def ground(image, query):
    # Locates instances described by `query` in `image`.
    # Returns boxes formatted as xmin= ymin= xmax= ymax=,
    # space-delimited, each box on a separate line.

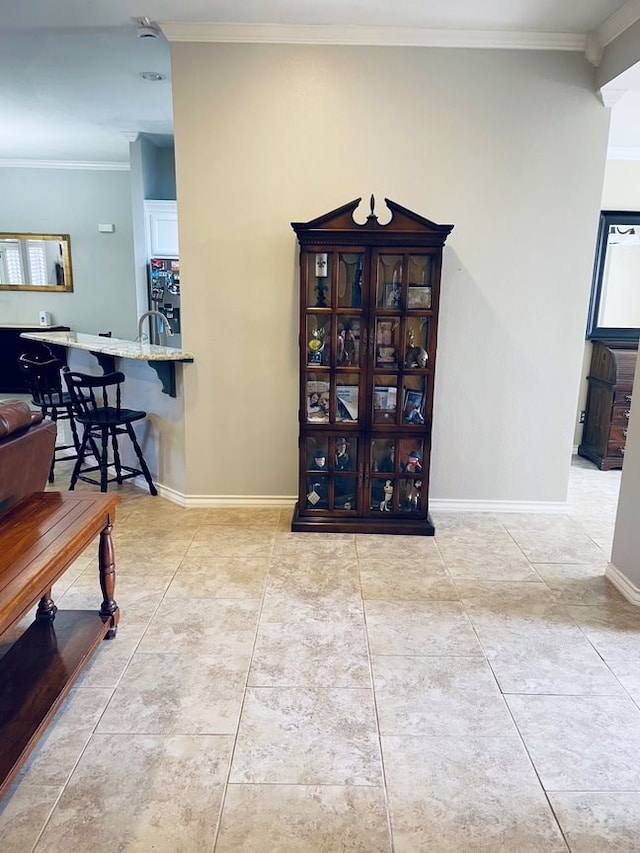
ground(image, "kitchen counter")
xmin=21 ymin=331 xmax=194 ymax=396
xmin=20 ymin=331 xmax=193 ymax=362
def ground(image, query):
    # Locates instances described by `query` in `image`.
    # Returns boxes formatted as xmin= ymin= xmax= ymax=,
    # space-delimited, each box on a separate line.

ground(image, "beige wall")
xmin=607 ymin=160 xmax=640 ymax=592
xmin=171 ymin=43 xmax=610 ymax=502
xmin=612 ymin=374 xmax=640 ymax=589
xmin=601 ymin=160 xmax=640 ymax=209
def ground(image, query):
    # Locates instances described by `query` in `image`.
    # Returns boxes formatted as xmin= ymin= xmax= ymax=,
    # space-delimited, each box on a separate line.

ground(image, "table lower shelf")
xmin=0 ymin=610 xmax=111 ymax=798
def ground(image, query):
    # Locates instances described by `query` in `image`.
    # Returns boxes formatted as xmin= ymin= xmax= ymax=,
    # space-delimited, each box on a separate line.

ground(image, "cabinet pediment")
xmin=292 ymin=195 xmax=454 ymax=247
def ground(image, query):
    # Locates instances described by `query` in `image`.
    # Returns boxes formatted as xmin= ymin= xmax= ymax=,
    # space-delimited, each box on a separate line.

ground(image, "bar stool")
xmin=62 ymin=368 xmax=157 ymax=495
xmin=18 ymin=352 xmax=81 ymax=483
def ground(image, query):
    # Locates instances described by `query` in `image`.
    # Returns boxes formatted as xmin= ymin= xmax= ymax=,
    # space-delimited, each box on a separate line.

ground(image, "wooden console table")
xmin=0 ymin=492 xmax=119 ymax=798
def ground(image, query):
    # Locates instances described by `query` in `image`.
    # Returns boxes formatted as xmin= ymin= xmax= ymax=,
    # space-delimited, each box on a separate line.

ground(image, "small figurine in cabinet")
xmin=334 ymin=436 xmax=354 ymax=470
xmin=380 ymin=479 xmax=394 ymax=512
xmin=306 ymin=448 xmax=328 ymax=508
xmin=401 ymin=449 xmax=423 ymax=511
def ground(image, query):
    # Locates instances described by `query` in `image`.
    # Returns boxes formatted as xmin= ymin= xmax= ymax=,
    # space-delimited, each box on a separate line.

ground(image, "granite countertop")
xmin=20 ymin=331 xmax=194 ymax=362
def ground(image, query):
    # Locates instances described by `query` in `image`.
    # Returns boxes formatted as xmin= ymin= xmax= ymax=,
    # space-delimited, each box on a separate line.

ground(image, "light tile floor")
xmin=2 ymin=456 xmax=640 ymax=852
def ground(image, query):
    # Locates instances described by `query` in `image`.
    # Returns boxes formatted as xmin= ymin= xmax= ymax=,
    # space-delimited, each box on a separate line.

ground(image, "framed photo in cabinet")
xmin=383 ymin=282 xmax=403 ymax=308
xmin=407 ymin=286 xmax=432 ymax=309
xmin=336 ymin=385 xmax=359 ymax=421
xmin=402 ymin=389 xmax=425 ymax=424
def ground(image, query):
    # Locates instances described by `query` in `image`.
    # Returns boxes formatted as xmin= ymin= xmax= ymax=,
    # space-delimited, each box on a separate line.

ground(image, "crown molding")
xmin=0 ymin=159 xmax=129 ymax=171
xmin=607 ymin=146 xmax=640 ymax=161
xmin=595 ymin=0 xmax=640 ymax=48
xmin=600 ymin=87 xmax=628 ymax=107
xmin=161 ymin=22 xmax=585 ymax=51
xmin=587 ymin=0 xmax=640 ymax=65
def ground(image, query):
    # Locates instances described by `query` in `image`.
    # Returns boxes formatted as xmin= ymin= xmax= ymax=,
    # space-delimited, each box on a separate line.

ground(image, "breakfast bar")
xmin=20 ymin=331 xmax=195 ymax=498
xmin=20 ymin=330 xmax=194 ymax=397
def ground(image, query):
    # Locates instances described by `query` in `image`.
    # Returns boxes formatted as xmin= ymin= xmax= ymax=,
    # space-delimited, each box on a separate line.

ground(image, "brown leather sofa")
xmin=0 ymin=400 xmax=56 ymax=516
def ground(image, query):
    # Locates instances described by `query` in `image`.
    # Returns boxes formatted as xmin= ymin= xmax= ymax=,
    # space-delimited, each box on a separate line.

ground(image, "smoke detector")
xmin=134 ymin=16 xmax=162 ymax=39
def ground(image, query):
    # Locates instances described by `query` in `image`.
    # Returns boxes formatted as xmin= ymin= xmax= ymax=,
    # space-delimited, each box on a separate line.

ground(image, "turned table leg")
xmin=35 ymin=588 xmax=57 ymax=622
xmin=98 ymin=515 xmax=119 ymax=639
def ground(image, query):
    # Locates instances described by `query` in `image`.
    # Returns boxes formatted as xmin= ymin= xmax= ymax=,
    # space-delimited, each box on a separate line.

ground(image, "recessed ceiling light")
xmin=134 ymin=16 xmax=162 ymax=39
xmin=139 ymin=71 xmax=166 ymax=82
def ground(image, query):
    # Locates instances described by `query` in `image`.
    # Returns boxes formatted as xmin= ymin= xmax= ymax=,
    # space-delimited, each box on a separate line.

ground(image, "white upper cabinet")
xmin=145 ymin=200 xmax=179 ymax=258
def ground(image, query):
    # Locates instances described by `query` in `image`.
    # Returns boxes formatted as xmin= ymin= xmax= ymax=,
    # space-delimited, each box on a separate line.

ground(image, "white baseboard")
xmin=138 ymin=479 xmax=569 ymax=514
xmin=430 ymin=499 xmax=569 ymax=513
xmin=136 ymin=478 xmax=295 ymax=509
xmin=183 ymin=494 xmax=296 ymax=509
xmin=605 ymin=563 xmax=640 ymax=605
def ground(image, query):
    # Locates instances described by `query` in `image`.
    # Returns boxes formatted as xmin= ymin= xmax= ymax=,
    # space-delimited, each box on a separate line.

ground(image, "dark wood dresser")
xmin=578 ymin=340 xmax=638 ymax=470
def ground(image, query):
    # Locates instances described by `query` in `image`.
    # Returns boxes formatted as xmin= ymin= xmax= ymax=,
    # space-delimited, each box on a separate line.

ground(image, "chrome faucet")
xmin=137 ymin=310 xmax=174 ymax=342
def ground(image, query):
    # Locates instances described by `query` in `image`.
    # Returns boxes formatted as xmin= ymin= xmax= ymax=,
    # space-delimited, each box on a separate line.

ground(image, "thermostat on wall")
xmin=98 ymin=223 xmax=115 ymax=233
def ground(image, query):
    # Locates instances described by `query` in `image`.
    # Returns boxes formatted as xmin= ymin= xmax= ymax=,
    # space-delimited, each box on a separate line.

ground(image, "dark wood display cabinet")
xmin=291 ymin=196 xmax=453 ymax=535
xmin=578 ymin=340 xmax=637 ymax=470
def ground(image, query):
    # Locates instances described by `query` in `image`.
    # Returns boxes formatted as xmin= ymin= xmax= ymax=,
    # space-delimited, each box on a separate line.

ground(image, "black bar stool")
xmin=62 ymin=368 xmax=157 ymax=495
xmin=18 ymin=352 xmax=81 ymax=483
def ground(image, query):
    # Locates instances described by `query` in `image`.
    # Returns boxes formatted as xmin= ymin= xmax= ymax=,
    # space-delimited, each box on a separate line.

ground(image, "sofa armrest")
xmin=0 ymin=401 xmax=55 ymax=516
xmin=0 ymin=401 xmax=43 ymax=438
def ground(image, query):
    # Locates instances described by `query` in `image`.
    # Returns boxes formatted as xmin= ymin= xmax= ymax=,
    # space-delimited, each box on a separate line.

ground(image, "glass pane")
xmin=370 ymin=439 xmax=396 ymax=513
xmin=408 ymin=255 xmax=432 ymax=287
xmin=373 ymin=376 xmax=398 ymax=424
xmin=376 ymin=254 xmax=403 ymax=308
xmin=306 ymin=316 xmax=329 ymax=366
xmin=336 ymin=373 xmax=359 ymax=423
xmin=371 ymin=476 xmax=395 ymax=512
xmin=307 ymin=252 xmax=332 ymax=308
xmin=398 ymin=477 xmax=423 ymax=512
xmin=336 ymin=317 xmax=360 ymax=367
xmin=403 ymin=317 xmax=429 ymax=368
xmin=371 ymin=438 xmax=395 ymax=473
xmin=334 ymin=472 xmax=357 ymax=511
xmin=305 ymin=436 xmax=329 ymax=509
xmin=333 ymin=435 xmax=357 ymax=471
xmin=337 ymin=253 xmax=363 ymax=308
xmin=334 ymin=436 xmax=357 ymax=511
xmin=401 ymin=376 xmax=427 ymax=425
xmin=399 ymin=439 xmax=424 ymax=472
xmin=398 ymin=438 xmax=424 ymax=513
xmin=375 ymin=319 xmax=400 ymax=368
xmin=305 ymin=372 xmax=330 ymax=423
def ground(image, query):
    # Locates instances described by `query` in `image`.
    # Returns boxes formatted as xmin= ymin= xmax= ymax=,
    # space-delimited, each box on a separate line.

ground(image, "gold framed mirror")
xmin=0 ymin=233 xmax=73 ymax=292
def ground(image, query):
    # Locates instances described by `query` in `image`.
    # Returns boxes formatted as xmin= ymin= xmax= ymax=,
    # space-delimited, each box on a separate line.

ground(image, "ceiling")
xmin=1 ymin=0 xmax=639 ymax=164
